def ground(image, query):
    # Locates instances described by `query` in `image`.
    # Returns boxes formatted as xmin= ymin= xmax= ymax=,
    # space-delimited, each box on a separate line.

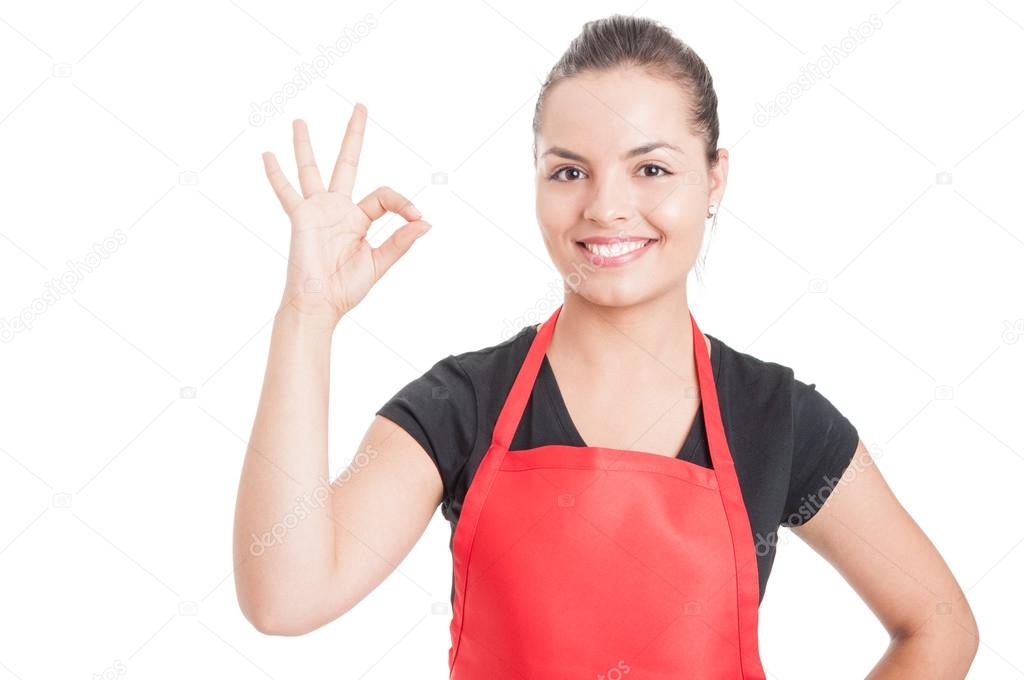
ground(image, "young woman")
xmin=234 ymin=14 xmax=979 ymax=678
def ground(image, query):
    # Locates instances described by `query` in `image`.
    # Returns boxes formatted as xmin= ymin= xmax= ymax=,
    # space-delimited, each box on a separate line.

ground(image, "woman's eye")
xmin=548 ymin=164 xmax=670 ymax=181
xmin=639 ymin=164 xmax=671 ymax=177
xmin=550 ymin=166 xmax=585 ymax=181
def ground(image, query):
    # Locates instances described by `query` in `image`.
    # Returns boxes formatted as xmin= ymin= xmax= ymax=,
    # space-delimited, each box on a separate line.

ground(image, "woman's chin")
xmin=563 ymin=279 xmax=665 ymax=309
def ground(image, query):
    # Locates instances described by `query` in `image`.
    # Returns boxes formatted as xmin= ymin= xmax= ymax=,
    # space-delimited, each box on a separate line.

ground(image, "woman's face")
xmin=534 ymin=66 xmax=728 ymax=307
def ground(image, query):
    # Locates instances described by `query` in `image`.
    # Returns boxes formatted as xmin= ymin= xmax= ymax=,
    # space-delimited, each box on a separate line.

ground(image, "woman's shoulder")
xmin=377 ymin=323 xmax=535 ymax=416
xmin=709 ymin=333 xmax=851 ymax=410
xmin=706 ymin=332 xmax=799 ymax=393
xmin=447 ymin=323 xmax=535 ymax=376
xmin=707 ymin=333 xmax=856 ymax=437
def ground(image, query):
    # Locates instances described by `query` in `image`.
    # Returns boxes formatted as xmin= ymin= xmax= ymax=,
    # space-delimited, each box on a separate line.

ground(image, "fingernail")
xmin=410 ymin=205 xmax=423 ymax=218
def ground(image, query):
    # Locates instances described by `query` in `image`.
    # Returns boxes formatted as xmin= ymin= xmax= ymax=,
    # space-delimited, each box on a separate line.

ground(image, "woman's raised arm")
xmin=232 ymin=105 xmax=441 ymax=635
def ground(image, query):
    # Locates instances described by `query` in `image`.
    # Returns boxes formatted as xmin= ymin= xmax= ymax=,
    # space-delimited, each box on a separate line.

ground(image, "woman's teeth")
xmin=580 ymin=240 xmax=651 ymax=257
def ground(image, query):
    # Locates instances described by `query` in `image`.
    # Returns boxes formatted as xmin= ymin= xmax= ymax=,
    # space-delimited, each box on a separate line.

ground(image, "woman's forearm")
xmin=232 ymin=305 xmax=338 ymax=633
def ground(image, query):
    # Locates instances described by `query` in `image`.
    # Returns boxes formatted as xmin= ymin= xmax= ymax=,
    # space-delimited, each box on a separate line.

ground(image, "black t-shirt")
xmin=376 ymin=323 xmax=860 ymax=605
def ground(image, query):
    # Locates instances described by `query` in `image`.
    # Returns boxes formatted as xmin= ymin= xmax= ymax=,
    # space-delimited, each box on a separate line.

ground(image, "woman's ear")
xmin=708 ymin=148 xmax=729 ymax=208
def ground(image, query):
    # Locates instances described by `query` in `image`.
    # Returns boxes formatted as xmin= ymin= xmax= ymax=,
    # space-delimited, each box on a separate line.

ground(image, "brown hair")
xmin=532 ymin=14 xmax=720 ymax=169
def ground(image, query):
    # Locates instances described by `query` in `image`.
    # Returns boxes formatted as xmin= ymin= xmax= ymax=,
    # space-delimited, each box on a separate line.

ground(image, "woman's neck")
xmin=546 ymin=289 xmax=699 ymax=386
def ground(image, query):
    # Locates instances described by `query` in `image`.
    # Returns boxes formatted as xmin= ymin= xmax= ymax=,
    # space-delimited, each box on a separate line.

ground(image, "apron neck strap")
xmin=490 ymin=304 xmax=561 ymax=450
xmin=490 ymin=304 xmax=716 ymax=455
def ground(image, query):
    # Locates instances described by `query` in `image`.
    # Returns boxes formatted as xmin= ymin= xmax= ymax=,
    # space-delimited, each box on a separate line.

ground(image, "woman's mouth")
xmin=575 ymin=237 xmax=658 ymax=267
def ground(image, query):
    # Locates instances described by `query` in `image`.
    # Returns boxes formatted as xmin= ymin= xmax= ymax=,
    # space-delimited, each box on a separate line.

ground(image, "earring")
xmin=706 ymin=203 xmax=718 ymax=219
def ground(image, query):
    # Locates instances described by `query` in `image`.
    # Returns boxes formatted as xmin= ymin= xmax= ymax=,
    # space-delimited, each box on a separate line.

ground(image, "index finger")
xmin=328 ymin=102 xmax=367 ymax=198
xmin=262 ymin=151 xmax=302 ymax=214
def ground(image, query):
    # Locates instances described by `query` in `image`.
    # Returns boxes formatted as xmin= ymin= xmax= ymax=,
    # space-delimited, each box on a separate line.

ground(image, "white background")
xmin=1 ymin=0 xmax=1022 ymax=678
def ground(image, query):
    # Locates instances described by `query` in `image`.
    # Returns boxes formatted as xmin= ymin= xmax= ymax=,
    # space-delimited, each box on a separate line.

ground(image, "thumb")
xmin=370 ymin=219 xmax=431 ymax=280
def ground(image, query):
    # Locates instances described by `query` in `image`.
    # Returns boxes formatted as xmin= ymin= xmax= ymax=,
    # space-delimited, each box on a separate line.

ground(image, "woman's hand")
xmin=262 ymin=103 xmax=431 ymax=328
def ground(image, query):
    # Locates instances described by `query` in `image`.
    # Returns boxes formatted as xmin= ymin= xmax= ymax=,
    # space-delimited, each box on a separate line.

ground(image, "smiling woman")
xmin=531 ymin=44 xmax=725 ymax=307
xmin=234 ymin=12 xmax=979 ymax=680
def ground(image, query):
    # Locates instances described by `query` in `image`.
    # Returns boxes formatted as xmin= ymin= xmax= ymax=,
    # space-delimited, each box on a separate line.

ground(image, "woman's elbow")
xmin=235 ymin=583 xmax=335 ymax=636
xmin=955 ymin=597 xmax=981 ymax=666
xmin=895 ymin=596 xmax=980 ymax=674
xmin=247 ymin=613 xmax=313 ymax=637
xmin=239 ymin=598 xmax=330 ymax=636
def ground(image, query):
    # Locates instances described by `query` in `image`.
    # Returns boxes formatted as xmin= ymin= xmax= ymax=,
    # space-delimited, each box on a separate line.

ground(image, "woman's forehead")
xmin=536 ymin=72 xmax=698 ymax=151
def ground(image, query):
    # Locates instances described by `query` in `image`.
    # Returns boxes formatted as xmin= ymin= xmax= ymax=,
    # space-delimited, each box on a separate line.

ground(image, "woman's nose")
xmin=583 ymin=176 xmax=634 ymax=227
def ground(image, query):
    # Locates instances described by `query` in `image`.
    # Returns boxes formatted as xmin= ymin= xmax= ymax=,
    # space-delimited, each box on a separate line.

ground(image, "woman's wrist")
xmin=273 ymin=302 xmax=340 ymax=339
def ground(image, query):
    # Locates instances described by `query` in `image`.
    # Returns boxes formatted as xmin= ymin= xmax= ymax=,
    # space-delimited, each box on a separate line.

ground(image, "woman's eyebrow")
xmin=540 ymin=142 xmax=683 ymax=162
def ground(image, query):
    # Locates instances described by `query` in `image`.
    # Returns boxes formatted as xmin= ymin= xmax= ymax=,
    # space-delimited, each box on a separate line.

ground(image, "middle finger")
xmin=292 ymin=119 xmax=326 ymax=198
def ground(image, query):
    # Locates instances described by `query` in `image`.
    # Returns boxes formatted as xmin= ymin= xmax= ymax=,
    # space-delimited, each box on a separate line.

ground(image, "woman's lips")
xmin=575 ymin=238 xmax=657 ymax=267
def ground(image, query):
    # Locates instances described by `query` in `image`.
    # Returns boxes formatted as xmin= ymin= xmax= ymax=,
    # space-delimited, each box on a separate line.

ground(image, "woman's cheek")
xmin=641 ymin=183 xmax=704 ymax=236
xmin=536 ymin=191 xmax=578 ymax=237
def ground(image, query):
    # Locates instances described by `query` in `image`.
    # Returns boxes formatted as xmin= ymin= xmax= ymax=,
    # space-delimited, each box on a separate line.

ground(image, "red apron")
xmin=447 ymin=304 xmax=766 ymax=679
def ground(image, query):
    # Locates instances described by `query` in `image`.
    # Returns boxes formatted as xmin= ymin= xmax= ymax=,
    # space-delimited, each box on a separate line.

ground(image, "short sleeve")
xmin=375 ymin=355 xmax=477 ymax=507
xmin=780 ymin=378 xmax=860 ymax=527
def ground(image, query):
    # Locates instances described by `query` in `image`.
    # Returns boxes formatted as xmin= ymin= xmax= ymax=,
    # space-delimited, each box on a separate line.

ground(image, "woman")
xmin=233 ymin=14 xmax=979 ymax=678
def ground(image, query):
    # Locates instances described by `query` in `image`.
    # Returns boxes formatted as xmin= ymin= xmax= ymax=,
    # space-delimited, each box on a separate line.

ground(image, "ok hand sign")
xmin=263 ymin=103 xmax=431 ymax=328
